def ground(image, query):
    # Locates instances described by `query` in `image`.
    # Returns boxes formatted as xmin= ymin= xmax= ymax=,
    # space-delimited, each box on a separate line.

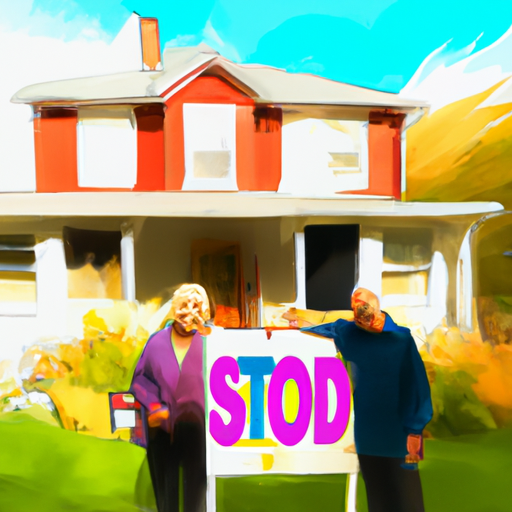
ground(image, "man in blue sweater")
xmin=302 ymin=288 xmax=433 ymax=512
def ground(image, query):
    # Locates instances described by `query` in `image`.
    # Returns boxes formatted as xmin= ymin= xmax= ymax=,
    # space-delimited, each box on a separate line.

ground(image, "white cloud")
xmin=0 ymin=0 xmax=111 ymax=42
xmin=166 ymin=34 xmax=197 ymax=48
xmin=0 ymin=13 xmax=142 ymax=191
xmin=401 ymin=26 xmax=512 ymax=113
xmin=202 ymin=19 xmax=241 ymax=62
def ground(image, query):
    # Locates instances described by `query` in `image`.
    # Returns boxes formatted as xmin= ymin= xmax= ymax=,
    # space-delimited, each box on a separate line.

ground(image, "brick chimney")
xmin=140 ymin=17 xmax=162 ymax=71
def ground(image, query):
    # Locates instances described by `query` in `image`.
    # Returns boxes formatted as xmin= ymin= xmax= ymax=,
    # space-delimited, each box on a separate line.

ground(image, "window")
xmin=280 ymin=118 xmax=368 ymax=195
xmin=325 ymin=120 xmax=367 ymax=177
xmin=0 ymin=235 xmax=36 ymax=315
xmin=381 ymin=271 xmax=429 ymax=297
xmin=77 ymin=107 xmax=137 ymax=189
xmin=64 ymin=227 xmax=122 ymax=299
xmin=182 ymin=103 xmax=237 ymax=190
xmin=304 ymin=225 xmax=359 ymax=310
xmin=381 ymin=229 xmax=433 ymax=308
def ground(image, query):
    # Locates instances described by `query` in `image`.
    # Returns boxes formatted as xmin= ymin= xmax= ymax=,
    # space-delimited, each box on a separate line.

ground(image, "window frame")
xmin=0 ymin=237 xmax=37 ymax=316
xmin=76 ymin=107 xmax=138 ymax=189
xmin=182 ymin=103 xmax=238 ymax=191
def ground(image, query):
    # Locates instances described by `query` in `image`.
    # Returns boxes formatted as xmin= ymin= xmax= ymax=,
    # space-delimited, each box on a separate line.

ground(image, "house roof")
xmin=12 ymin=45 xmax=428 ymax=112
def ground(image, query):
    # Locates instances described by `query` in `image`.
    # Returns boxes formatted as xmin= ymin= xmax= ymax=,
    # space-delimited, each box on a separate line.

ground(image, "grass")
xmin=0 ymin=411 xmax=155 ymax=512
xmin=217 ymin=429 xmax=512 ymax=512
xmin=1 ymin=411 xmax=512 ymax=511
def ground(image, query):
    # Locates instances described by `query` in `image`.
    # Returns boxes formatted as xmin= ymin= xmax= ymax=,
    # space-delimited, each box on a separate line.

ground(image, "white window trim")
xmin=0 ymin=251 xmax=37 ymax=317
xmin=328 ymin=122 xmax=369 ymax=177
xmin=76 ymin=107 xmax=138 ymax=189
xmin=182 ymin=103 xmax=238 ymax=191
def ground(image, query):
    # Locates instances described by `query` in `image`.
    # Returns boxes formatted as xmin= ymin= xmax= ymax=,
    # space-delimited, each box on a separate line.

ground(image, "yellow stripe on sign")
xmin=233 ymin=439 xmax=278 ymax=447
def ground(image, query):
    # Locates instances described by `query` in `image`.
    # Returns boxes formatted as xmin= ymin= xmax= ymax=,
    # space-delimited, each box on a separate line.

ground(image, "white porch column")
xmin=457 ymin=228 xmax=473 ymax=330
xmin=357 ymin=228 xmax=383 ymax=299
xmin=293 ymin=232 xmax=306 ymax=309
xmin=121 ymin=223 xmax=136 ymax=301
xmin=35 ymin=238 xmax=68 ymax=337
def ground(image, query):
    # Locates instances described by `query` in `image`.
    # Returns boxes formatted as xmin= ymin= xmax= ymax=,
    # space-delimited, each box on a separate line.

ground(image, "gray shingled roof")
xmin=12 ymin=45 xmax=427 ymax=111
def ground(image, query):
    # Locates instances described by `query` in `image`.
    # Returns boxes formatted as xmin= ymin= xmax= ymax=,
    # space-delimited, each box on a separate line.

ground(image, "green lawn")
xmin=217 ymin=429 xmax=512 ymax=512
xmin=1 ymin=411 xmax=512 ymax=512
xmin=0 ymin=411 xmax=155 ymax=512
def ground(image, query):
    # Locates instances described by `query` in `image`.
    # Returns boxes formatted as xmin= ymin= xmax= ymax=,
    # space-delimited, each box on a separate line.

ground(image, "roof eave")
xmin=270 ymin=101 xmax=428 ymax=112
xmin=25 ymin=97 xmax=164 ymax=108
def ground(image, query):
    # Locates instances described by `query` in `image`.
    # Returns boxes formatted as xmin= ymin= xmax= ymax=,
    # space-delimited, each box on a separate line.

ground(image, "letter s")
xmin=209 ymin=356 xmax=246 ymax=446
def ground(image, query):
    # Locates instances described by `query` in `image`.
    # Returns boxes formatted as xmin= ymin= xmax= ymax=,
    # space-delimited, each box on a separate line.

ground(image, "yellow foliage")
xmin=50 ymin=379 xmax=114 ymax=437
xmin=406 ymin=78 xmax=512 ymax=206
xmin=423 ymin=323 xmax=512 ymax=428
xmin=2 ymin=299 xmax=171 ymax=438
xmin=82 ymin=309 xmax=109 ymax=339
xmin=58 ymin=344 xmax=84 ymax=377
xmin=29 ymin=355 xmax=69 ymax=382
xmin=422 ymin=325 xmax=492 ymax=372
xmin=473 ymin=345 xmax=512 ymax=410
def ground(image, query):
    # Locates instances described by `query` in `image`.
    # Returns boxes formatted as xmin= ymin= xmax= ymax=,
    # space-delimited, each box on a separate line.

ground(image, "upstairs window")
xmin=77 ymin=107 xmax=137 ymax=189
xmin=325 ymin=120 xmax=367 ymax=176
xmin=182 ymin=103 xmax=237 ymax=190
xmin=281 ymin=118 xmax=368 ymax=195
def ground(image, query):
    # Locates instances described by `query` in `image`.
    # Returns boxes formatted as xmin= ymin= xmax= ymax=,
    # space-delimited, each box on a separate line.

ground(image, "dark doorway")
xmin=304 ymin=224 xmax=359 ymax=311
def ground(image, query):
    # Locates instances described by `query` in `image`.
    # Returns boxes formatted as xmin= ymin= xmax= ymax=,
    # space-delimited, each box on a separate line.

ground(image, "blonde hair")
xmin=168 ymin=283 xmax=211 ymax=322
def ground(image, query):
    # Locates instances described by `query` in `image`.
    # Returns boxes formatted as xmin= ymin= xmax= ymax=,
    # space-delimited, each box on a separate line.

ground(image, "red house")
xmin=12 ymin=18 xmax=426 ymax=199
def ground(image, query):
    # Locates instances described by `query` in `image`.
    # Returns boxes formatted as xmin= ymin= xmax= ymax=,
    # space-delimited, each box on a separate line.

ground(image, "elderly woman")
xmin=302 ymin=287 xmax=432 ymax=512
xmin=131 ymin=284 xmax=212 ymax=512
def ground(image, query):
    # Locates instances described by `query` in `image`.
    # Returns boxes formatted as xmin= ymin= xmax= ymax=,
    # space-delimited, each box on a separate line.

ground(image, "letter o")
xmin=268 ymin=356 xmax=312 ymax=446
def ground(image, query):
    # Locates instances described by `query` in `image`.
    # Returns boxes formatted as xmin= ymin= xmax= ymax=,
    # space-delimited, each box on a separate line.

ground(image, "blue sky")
xmin=9 ymin=0 xmax=512 ymax=91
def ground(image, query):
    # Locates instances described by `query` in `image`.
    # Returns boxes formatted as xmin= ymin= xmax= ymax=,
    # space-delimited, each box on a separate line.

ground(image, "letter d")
xmin=314 ymin=357 xmax=351 ymax=445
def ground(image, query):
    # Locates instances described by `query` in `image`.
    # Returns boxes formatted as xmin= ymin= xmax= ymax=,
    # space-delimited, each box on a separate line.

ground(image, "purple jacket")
xmin=130 ymin=326 xmax=205 ymax=432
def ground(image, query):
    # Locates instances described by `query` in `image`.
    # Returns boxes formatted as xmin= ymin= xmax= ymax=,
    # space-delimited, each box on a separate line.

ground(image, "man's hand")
xmin=282 ymin=308 xmax=314 ymax=328
xmin=405 ymin=433 xmax=422 ymax=464
xmin=148 ymin=403 xmax=170 ymax=428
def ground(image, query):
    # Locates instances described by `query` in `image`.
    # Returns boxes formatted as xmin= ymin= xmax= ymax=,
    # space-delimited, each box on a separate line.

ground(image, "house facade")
xmin=13 ymin=24 xmax=421 ymax=198
xmin=2 ymin=15 xmax=509 ymax=512
xmin=8 ymin=17 xmax=501 ymax=342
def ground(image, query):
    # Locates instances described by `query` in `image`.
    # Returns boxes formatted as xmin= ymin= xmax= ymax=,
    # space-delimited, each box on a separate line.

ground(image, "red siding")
xmin=345 ymin=112 xmax=405 ymax=199
xmin=164 ymin=75 xmax=282 ymax=191
xmin=34 ymin=105 xmax=165 ymax=193
xmin=235 ymin=106 xmax=282 ymax=191
xmin=34 ymin=109 xmax=78 ymax=192
xmin=133 ymin=105 xmax=165 ymax=191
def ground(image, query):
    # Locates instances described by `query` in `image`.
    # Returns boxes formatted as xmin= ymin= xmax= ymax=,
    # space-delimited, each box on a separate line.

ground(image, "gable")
xmin=165 ymin=75 xmax=255 ymax=106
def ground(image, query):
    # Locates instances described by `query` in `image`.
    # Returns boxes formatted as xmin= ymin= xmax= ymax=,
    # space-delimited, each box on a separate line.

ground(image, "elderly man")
xmin=302 ymin=287 xmax=432 ymax=512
